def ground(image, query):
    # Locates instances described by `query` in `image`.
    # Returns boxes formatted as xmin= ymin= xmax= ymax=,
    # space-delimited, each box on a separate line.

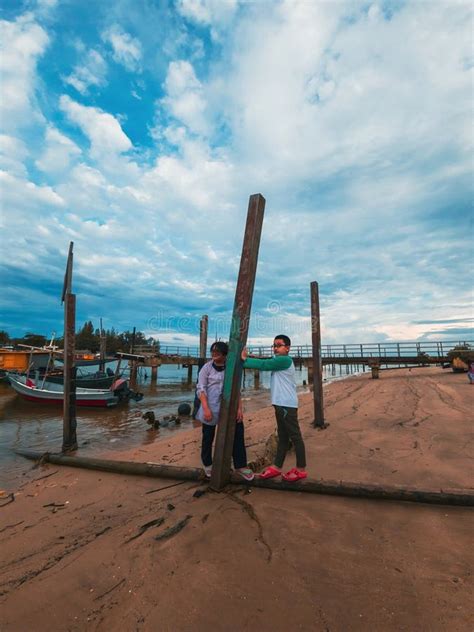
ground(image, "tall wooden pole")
xmin=199 ymin=314 xmax=208 ymax=368
xmin=311 ymin=281 xmax=326 ymax=429
xmin=210 ymin=194 xmax=266 ymax=490
xmin=130 ymin=326 xmax=136 ymax=354
xmin=192 ymin=315 xmax=209 ymax=418
xmin=99 ymin=317 xmax=106 ymax=372
xmin=61 ymin=242 xmax=77 ymax=452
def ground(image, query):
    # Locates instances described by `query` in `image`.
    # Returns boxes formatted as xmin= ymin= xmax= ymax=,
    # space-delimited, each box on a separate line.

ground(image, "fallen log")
xmin=16 ymin=449 xmax=203 ymax=481
xmin=15 ymin=449 xmax=474 ymax=507
xmin=241 ymin=477 xmax=474 ymax=507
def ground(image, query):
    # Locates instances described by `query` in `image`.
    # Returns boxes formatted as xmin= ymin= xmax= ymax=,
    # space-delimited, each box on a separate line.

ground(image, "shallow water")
xmin=0 ymin=362 xmax=363 ymax=490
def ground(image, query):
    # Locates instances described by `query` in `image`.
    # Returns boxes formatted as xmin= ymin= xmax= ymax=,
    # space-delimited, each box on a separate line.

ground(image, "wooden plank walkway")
xmin=120 ymin=339 xmax=472 ymax=370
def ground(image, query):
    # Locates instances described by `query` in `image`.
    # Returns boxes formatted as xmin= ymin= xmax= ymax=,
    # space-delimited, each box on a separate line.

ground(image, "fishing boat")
xmin=41 ymin=368 xmax=117 ymax=389
xmin=0 ymin=349 xmax=51 ymax=381
xmin=7 ymin=373 xmax=120 ymax=408
xmin=3 ymin=342 xmax=120 ymax=388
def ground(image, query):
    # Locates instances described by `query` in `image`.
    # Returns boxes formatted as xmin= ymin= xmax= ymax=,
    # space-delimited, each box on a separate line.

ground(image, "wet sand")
xmin=1 ymin=367 xmax=473 ymax=631
xmin=0 ymin=363 xmax=309 ymax=489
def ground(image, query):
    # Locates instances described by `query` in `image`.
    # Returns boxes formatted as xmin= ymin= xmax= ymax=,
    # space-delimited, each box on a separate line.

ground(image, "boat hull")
xmin=7 ymin=374 xmax=119 ymax=408
xmin=45 ymin=373 xmax=116 ymax=389
xmin=19 ymin=393 xmax=116 ymax=407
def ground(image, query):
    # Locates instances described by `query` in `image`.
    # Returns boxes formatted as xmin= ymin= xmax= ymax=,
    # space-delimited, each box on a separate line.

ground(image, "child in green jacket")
xmin=242 ymin=335 xmax=307 ymax=482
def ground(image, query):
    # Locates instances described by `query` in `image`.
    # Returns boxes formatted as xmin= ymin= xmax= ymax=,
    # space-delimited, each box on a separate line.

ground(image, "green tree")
xmin=75 ymin=321 xmax=99 ymax=352
xmin=21 ymin=333 xmax=47 ymax=347
xmin=0 ymin=330 xmax=10 ymax=346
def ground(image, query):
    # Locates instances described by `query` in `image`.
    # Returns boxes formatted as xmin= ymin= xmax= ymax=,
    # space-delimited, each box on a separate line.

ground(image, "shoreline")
xmin=1 ymin=367 xmax=473 ymax=631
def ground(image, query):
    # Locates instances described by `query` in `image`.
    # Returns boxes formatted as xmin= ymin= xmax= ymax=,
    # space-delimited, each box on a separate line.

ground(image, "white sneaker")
xmin=203 ymin=465 xmax=212 ymax=478
xmin=235 ymin=467 xmax=255 ymax=481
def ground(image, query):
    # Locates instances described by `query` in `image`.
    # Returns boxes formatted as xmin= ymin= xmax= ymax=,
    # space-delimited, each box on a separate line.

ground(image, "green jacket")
xmin=243 ymin=355 xmax=292 ymax=371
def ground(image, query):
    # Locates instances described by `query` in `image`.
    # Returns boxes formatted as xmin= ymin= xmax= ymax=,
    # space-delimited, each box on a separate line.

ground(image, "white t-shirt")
xmin=271 ymin=360 xmax=298 ymax=408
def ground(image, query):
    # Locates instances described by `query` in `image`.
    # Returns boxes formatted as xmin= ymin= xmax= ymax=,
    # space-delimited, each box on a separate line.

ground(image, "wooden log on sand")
xmin=16 ymin=449 xmax=203 ymax=481
xmin=15 ymin=450 xmax=474 ymax=507
xmin=245 ymin=476 xmax=474 ymax=506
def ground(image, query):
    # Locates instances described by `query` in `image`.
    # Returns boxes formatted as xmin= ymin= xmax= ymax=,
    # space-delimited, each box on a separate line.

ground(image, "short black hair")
xmin=274 ymin=334 xmax=291 ymax=346
xmin=210 ymin=341 xmax=228 ymax=356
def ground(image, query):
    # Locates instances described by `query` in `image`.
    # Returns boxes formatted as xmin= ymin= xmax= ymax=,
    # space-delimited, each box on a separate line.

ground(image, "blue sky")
xmin=0 ymin=0 xmax=472 ymax=346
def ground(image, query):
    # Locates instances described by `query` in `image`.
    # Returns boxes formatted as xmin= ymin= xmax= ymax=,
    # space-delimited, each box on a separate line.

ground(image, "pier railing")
xmin=133 ymin=344 xmax=199 ymax=357
xmin=132 ymin=340 xmax=472 ymax=361
xmin=249 ymin=340 xmax=472 ymax=360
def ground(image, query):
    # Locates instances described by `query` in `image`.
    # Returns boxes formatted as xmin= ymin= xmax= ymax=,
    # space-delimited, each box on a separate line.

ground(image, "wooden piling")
xmin=369 ymin=359 xmax=380 ymax=379
xmin=187 ymin=364 xmax=193 ymax=383
xmin=151 ymin=364 xmax=158 ymax=382
xmin=307 ymin=361 xmax=313 ymax=385
xmin=130 ymin=361 xmax=138 ymax=386
xmin=210 ymin=194 xmax=266 ymax=490
xmin=311 ymin=282 xmax=326 ymax=429
xmin=199 ymin=315 xmax=208 ymax=365
xmin=254 ymin=369 xmax=260 ymax=389
xmin=61 ymin=242 xmax=77 ymax=452
xmin=130 ymin=326 xmax=136 ymax=354
xmin=99 ymin=317 xmax=106 ymax=372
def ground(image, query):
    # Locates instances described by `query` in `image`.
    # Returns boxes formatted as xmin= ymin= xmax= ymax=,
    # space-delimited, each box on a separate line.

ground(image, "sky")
xmin=0 ymin=0 xmax=472 ymax=348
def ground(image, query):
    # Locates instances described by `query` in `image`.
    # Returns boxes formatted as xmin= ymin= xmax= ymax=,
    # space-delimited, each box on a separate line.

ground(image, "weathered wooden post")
xmin=199 ymin=315 xmax=208 ymax=366
xmin=99 ymin=317 xmax=106 ymax=372
xmin=192 ymin=315 xmax=209 ymax=419
xmin=130 ymin=360 xmax=138 ymax=386
xmin=311 ymin=281 xmax=326 ymax=429
xmin=369 ymin=359 xmax=380 ymax=379
xmin=187 ymin=364 xmax=193 ymax=383
xmin=307 ymin=360 xmax=314 ymax=385
xmin=254 ymin=369 xmax=260 ymax=389
xmin=61 ymin=242 xmax=78 ymax=452
xmin=210 ymin=194 xmax=266 ymax=490
xmin=150 ymin=360 xmax=159 ymax=383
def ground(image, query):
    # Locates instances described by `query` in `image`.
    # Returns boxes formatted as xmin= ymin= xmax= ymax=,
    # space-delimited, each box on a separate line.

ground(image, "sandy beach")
xmin=1 ymin=367 xmax=473 ymax=631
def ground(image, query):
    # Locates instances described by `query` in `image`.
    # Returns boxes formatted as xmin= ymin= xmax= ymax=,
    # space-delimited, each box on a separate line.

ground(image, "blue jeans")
xmin=201 ymin=421 xmax=247 ymax=469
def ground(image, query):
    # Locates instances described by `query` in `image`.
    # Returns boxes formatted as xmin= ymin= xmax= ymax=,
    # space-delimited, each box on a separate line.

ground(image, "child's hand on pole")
xmin=241 ymin=347 xmax=248 ymax=361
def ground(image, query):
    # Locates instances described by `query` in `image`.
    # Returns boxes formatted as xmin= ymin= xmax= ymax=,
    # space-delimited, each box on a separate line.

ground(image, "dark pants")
xmin=274 ymin=405 xmax=306 ymax=469
xmin=201 ymin=422 xmax=247 ymax=469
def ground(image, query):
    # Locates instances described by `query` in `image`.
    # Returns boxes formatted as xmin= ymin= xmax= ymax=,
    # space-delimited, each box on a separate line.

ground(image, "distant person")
xmin=196 ymin=341 xmax=254 ymax=481
xmin=468 ymin=363 xmax=474 ymax=384
xmin=242 ymin=335 xmax=307 ymax=482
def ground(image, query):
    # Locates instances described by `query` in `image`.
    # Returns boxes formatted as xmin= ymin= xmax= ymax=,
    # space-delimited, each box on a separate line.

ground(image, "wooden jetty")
xmin=118 ymin=338 xmax=472 ymax=383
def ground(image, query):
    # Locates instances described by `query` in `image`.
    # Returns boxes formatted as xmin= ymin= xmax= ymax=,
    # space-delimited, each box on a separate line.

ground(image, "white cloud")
xmin=0 ymin=13 xmax=49 ymax=131
xmin=0 ymin=135 xmax=29 ymax=178
xmin=36 ymin=0 xmax=59 ymax=8
xmin=219 ymin=1 xmax=472 ymax=186
xmin=35 ymin=126 xmax=81 ymax=174
xmin=0 ymin=170 xmax=64 ymax=211
xmin=177 ymin=0 xmax=238 ymax=40
xmin=142 ymin=138 xmax=235 ymax=214
xmin=160 ymin=60 xmax=208 ymax=135
xmin=59 ymin=95 xmax=132 ymax=158
xmin=63 ymin=49 xmax=108 ymax=94
xmin=102 ymin=24 xmax=142 ymax=72
xmin=0 ymin=169 xmax=66 ymax=267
